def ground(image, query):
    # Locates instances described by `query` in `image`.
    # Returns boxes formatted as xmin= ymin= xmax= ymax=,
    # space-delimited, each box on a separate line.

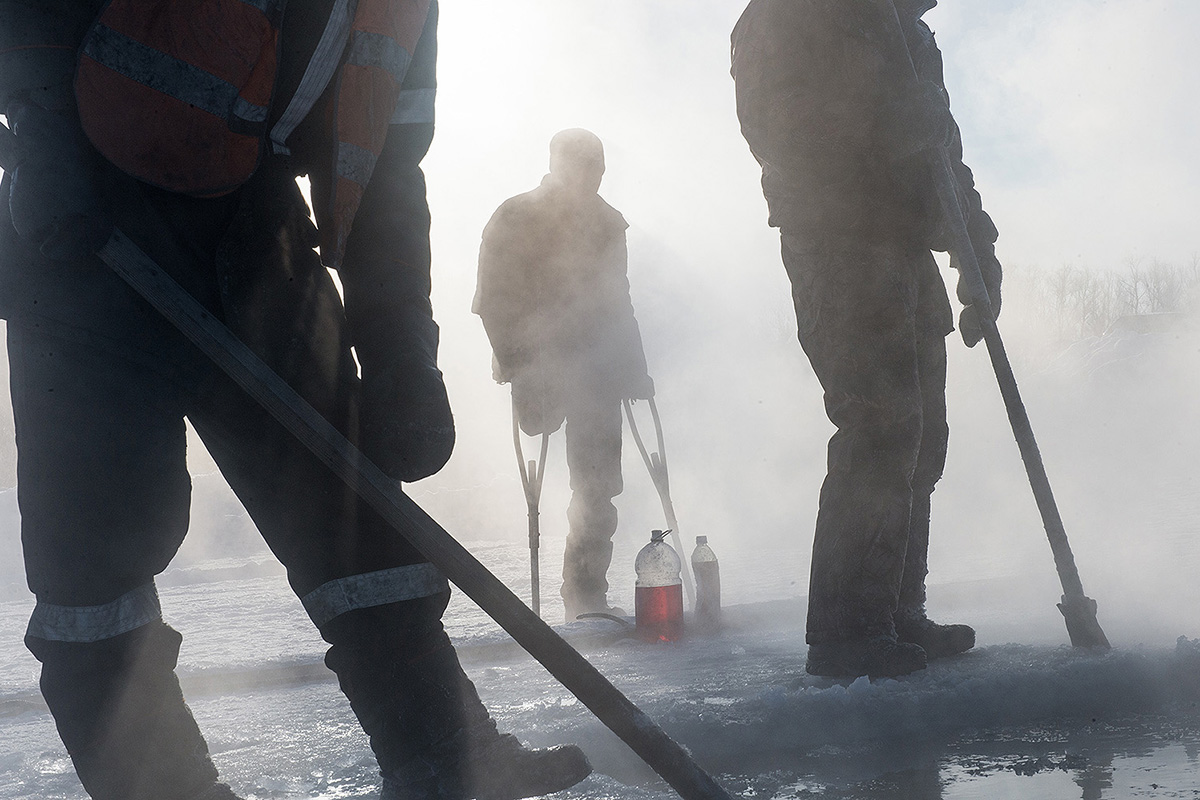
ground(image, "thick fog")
xmin=1 ymin=0 xmax=1198 ymax=650
xmin=414 ymin=0 xmax=1200 ymax=646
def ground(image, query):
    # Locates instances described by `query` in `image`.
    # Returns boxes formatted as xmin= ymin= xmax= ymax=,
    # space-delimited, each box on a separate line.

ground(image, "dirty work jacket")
xmin=473 ymin=177 xmax=650 ymax=401
xmin=730 ymin=0 xmax=997 ymax=255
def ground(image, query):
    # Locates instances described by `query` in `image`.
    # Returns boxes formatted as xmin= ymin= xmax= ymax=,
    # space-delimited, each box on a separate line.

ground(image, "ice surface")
xmin=3 ymin=324 xmax=1200 ymax=797
xmin=2 ymin=560 xmax=1198 ymax=799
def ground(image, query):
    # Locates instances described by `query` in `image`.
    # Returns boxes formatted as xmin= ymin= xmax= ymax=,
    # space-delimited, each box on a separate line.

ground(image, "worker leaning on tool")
xmin=0 ymin=1 xmax=591 ymax=797
xmin=473 ymin=129 xmax=654 ymax=623
xmin=731 ymin=0 xmax=1002 ymax=679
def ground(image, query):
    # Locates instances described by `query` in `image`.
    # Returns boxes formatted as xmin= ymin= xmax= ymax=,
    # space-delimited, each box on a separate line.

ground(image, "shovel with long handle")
xmin=876 ymin=0 xmax=1109 ymax=649
xmin=96 ymin=228 xmax=740 ymax=800
xmin=623 ymin=398 xmax=695 ymax=608
xmin=512 ymin=400 xmax=550 ymax=617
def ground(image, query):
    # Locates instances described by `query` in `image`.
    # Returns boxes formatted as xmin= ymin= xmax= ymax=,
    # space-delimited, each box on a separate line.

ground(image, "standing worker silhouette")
xmin=731 ymin=0 xmax=998 ymax=678
xmin=474 ymin=129 xmax=654 ymax=623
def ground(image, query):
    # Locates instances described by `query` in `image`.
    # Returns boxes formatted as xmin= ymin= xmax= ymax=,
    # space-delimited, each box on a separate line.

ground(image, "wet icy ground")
xmin=3 ymin=323 xmax=1200 ymax=799
xmin=1 ymin=536 xmax=1198 ymax=800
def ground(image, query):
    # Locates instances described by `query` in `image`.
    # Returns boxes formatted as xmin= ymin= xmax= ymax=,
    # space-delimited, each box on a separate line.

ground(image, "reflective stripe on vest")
xmin=76 ymin=0 xmax=283 ymax=196
xmin=320 ymin=0 xmax=431 ymax=268
xmin=301 ymin=563 xmax=448 ymax=628
xmin=27 ymin=583 xmax=162 ymax=643
xmin=81 ymin=24 xmax=270 ymax=131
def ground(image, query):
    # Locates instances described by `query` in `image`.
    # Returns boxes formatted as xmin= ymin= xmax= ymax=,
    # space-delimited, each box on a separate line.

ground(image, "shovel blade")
xmin=1058 ymin=594 xmax=1111 ymax=650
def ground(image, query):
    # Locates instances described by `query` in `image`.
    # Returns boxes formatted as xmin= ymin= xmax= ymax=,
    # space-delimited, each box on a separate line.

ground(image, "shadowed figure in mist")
xmin=0 ymin=2 xmax=589 ymax=798
xmin=732 ymin=0 xmax=1002 ymax=678
xmin=474 ymin=129 xmax=654 ymax=623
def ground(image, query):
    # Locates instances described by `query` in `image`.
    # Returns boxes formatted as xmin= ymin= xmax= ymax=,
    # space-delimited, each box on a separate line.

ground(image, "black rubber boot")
xmin=323 ymin=595 xmax=592 ymax=800
xmin=805 ymin=635 xmax=928 ymax=679
xmin=381 ymin=731 xmax=592 ymax=800
xmin=895 ymin=612 xmax=975 ymax=660
xmin=26 ymin=621 xmax=235 ymax=800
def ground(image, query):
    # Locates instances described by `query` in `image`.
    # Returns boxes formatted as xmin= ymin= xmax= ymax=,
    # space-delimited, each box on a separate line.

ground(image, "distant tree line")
xmin=1005 ymin=256 xmax=1200 ymax=349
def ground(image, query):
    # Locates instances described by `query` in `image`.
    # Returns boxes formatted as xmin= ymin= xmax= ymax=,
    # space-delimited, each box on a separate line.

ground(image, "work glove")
xmin=5 ymin=101 xmax=111 ymax=260
xmin=953 ymin=247 xmax=1002 ymax=348
xmin=625 ymin=373 xmax=655 ymax=401
xmin=356 ymin=316 xmax=456 ymax=483
xmin=510 ymin=372 xmax=566 ymax=437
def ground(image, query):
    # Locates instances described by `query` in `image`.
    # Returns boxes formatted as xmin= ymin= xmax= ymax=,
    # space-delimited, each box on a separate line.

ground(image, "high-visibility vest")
xmin=76 ymin=0 xmax=283 ymax=198
xmin=310 ymin=0 xmax=431 ymax=268
xmin=76 ymin=0 xmax=431 ymax=266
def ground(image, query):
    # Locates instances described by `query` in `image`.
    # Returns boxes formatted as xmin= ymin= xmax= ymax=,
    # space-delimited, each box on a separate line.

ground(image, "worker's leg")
xmin=187 ymin=166 xmax=589 ymax=800
xmin=561 ymin=393 xmax=623 ymax=622
xmin=9 ymin=322 xmax=237 ymax=800
xmin=896 ymin=252 xmax=974 ymax=659
xmin=781 ymin=235 xmax=928 ymax=677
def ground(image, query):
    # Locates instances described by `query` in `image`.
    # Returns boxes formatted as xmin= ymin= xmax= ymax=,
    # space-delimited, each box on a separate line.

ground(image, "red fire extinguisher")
xmin=635 ymin=530 xmax=684 ymax=642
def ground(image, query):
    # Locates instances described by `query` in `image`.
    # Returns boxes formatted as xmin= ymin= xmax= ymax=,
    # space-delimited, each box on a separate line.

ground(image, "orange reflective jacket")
xmin=76 ymin=0 xmax=430 ymax=266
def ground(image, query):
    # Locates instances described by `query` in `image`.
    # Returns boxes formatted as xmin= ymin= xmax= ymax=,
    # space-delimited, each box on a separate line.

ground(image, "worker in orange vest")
xmin=0 ymin=1 xmax=590 ymax=797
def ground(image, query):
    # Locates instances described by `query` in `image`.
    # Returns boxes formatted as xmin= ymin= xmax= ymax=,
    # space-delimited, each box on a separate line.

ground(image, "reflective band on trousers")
xmin=27 ymin=583 xmax=162 ymax=643
xmin=301 ymin=564 xmax=448 ymax=628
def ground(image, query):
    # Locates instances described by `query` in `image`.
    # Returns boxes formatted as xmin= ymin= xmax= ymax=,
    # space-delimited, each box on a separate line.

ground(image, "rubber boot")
xmin=805 ymin=635 xmax=927 ymax=679
xmin=897 ymin=492 xmax=974 ymax=661
xmin=894 ymin=611 xmax=975 ymax=660
xmin=322 ymin=595 xmax=591 ymax=800
xmin=26 ymin=621 xmax=238 ymax=800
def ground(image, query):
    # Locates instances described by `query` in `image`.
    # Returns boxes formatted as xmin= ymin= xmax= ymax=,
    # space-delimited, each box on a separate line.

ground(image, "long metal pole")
xmin=877 ymin=0 xmax=1109 ymax=649
xmin=98 ymin=229 xmax=740 ymax=800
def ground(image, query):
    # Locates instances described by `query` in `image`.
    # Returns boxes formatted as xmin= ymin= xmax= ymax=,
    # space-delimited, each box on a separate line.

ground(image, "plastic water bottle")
xmin=691 ymin=536 xmax=721 ymax=634
xmin=635 ymin=530 xmax=683 ymax=643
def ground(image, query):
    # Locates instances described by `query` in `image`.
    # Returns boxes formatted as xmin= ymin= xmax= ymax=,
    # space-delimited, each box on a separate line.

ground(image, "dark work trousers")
xmin=512 ymin=375 xmax=623 ymax=615
xmin=5 ymin=164 xmax=441 ymax=800
xmin=780 ymin=233 xmax=954 ymax=645
xmin=562 ymin=393 xmax=623 ymax=613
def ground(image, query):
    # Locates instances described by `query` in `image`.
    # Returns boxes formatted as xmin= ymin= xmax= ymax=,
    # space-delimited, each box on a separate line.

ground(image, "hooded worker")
xmin=474 ymin=129 xmax=654 ymax=623
xmin=731 ymin=0 xmax=999 ymax=678
xmin=0 ymin=1 xmax=590 ymax=797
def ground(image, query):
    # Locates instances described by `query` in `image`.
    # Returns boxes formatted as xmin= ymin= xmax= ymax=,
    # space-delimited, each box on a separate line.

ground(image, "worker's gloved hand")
xmin=510 ymin=371 xmax=566 ymax=437
xmin=6 ymin=101 xmax=111 ymax=261
xmin=625 ymin=373 xmax=655 ymax=401
xmin=360 ymin=361 xmax=455 ymax=482
xmin=953 ymin=248 xmax=1002 ymax=348
xmin=357 ymin=320 xmax=455 ymax=482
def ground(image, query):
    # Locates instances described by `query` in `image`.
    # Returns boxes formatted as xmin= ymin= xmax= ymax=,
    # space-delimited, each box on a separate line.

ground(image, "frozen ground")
xmin=1 ymin=535 xmax=1198 ymax=800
